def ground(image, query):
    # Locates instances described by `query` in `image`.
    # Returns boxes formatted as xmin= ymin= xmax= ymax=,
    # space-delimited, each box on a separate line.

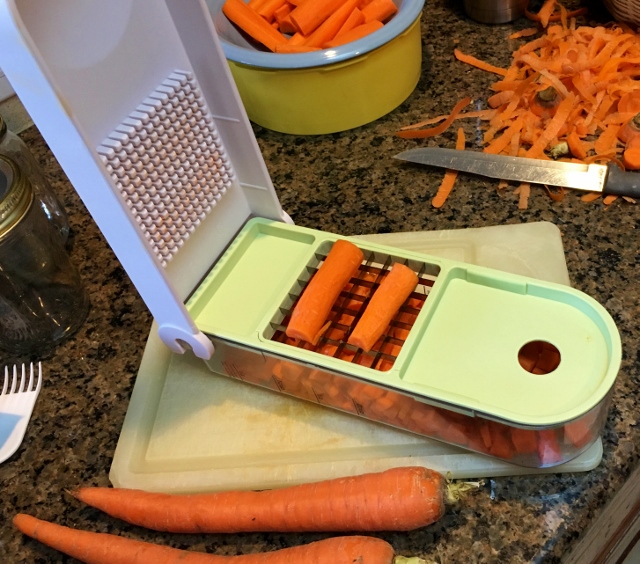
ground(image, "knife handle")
xmin=605 ymin=164 xmax=640 ymax=198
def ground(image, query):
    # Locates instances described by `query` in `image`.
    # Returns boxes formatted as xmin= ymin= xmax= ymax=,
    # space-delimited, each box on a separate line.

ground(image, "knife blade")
xmin=393 ymin=147 xmax=640 ymax=198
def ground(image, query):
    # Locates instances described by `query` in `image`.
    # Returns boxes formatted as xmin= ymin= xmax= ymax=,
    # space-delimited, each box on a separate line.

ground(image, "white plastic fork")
xmin=0 ymin=362 xmax=42 ymax=463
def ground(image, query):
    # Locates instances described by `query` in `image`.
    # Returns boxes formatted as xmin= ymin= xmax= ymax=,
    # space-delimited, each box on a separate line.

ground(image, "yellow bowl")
xmin=213 ymin=1 xmax=424 ymax=135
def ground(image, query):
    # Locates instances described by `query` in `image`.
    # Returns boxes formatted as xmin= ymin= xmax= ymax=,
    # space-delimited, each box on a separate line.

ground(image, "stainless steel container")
xmin=463 ymin=0 xmax=528 ymax=23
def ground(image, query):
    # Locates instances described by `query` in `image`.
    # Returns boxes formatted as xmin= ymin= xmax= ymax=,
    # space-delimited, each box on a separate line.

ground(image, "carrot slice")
xmin=286 ymin=239 xmax=364 ymax=343
xmin=348 ymin=263 xmax=418 ymax=352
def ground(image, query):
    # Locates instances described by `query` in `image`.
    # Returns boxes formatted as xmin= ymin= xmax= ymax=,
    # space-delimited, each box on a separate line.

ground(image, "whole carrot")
xmin=13 ymin=514 xmax=395 ymax=564
xmin=71 ymin=466 xmax=446 ymax=533
xmin=286 ymin=239 xmax=364 ymax=344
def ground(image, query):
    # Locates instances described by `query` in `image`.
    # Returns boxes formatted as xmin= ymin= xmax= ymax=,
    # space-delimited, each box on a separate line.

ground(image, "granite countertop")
xmin=1 ymin=0 xmax=639 ymax=562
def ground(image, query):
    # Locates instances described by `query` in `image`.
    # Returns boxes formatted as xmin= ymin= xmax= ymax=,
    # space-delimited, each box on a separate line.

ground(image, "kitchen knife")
xmin=393 ymin=147 xmax=640 ymax=198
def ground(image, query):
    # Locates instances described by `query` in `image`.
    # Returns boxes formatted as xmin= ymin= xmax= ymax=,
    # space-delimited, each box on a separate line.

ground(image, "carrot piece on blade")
xmin=348 ymin=263 xmax=418 ymax=353
xmin=71 ymin=467 xmax=447 ymax=533
xmin=13 ymin=514 xmax=396 ymax=564
xmin=286 ymin=239 xmax=363 ymax=344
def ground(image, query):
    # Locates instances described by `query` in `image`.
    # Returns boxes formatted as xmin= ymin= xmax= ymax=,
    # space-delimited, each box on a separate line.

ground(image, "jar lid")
xmin=0 ymin=154 xmax=33 ymax=238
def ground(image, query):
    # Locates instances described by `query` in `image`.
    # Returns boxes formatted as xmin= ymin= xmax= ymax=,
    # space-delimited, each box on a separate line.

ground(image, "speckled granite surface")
xmin=1 ymin=0 xmax=639 ymax=562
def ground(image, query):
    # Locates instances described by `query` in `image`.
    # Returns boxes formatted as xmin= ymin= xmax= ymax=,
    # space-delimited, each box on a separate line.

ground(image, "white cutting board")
xmin=110 ymin=221 xmax=603 ymax=493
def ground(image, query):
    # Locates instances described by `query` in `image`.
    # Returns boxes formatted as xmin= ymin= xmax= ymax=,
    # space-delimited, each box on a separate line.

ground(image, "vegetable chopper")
xmin=0 ymin=0 xmax=621 ymax=469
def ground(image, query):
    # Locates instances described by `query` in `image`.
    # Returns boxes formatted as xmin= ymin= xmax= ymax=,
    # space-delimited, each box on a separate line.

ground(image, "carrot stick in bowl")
xmin=324 ymin=19 xmax=383 ymax=48
xmin=348 ymin=263 xmax=418 ymax=353
xmin=286 ymin=239 xmax=364 ymax=344
xmin=222 ymin=0 xmax=288 ymax=52
xmin=13 ymin=514 xmax=396 ymax=563
xmin=290 ymin=0 xmax=349 ymax=35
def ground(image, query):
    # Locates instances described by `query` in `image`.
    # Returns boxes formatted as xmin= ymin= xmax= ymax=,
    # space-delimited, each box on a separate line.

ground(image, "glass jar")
xmin=0 ymin=114 xmax=70 ymax=244
xmin=0 ymin=154 xmax=89 ymax=355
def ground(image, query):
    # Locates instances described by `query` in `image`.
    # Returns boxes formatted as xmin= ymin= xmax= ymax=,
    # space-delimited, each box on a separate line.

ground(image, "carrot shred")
xmin=453 ymin=48 xmax=508 ymax=77
xmin=395 ymin=97 xmax=472 ymax=138
xmin=395 ymin=0 xmax=640 ymax=209
xmin=509 ymin=28 xmax=539 ymax=40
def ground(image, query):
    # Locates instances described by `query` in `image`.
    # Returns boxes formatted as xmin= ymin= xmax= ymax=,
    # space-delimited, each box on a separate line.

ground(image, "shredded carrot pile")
xmin=396 ymin=0 xmax=640 ymax=208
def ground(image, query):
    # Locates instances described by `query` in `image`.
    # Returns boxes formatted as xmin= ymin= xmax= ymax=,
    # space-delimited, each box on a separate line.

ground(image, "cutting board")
xmin=110 ymin=221 xmax=603 ymax=493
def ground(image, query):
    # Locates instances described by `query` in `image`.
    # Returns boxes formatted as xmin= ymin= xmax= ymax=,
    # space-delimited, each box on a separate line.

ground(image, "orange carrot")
xmin=453 ymin=48 xmax=508 ymax=77
xmin=290 ymin=0 xmax=348 ymax=35
xmin=304 ymin=0 xmax=359 ymax=48
xmin=361 ymin=0 xmax=397 ymax=23
xmin=348 ymin=263 xmax=418 ymax=352
xmin=566 ymin=129 xmax=587 ymax=159
xmin=222 ymin=0 xmax=288 ymax=52
xmin=432 ymin=127 xmax=465 ymax=208
xmin=396 ymin=97 xmax=472 ymax=138
xmin=324 ymin=19 xmax=383 ymax=47
xmin=71 ymin=467 xmax=446 ymax=533
xmin=13 ymin=514 xmax=396 ymax=564
xmin=287 ymin=239 xmax=363 ymax=343
xmin=336 ymin=6 xmax=365 ymax=36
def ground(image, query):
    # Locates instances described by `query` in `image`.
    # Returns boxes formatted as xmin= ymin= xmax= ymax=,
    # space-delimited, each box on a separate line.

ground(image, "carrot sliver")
xmin=222 ymin=0 xmax=288 ymax=52
xmin=537 ymin=0 xmax=556 ymax=28
xmin=286 ymin=239 xmax=363 ymax=343
xmin=348 ymin=263 xmax=418 ymax=352
xmin=324 ymin=19 xmax=383 ymax=47
xmin=14 ymin=514 xmax=397 ymax=564
xmin=454 ymin=48 xmax=509 ymax=77
xmin=290 ymin=0 xmax=349 ymax=35
xmin=396 ymin=97 xmax=472 ymax=138
xmin=509 ymin=27 xmax=539 ymax=39
xmin=432 ymin=127 xmax=465 ymax=208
